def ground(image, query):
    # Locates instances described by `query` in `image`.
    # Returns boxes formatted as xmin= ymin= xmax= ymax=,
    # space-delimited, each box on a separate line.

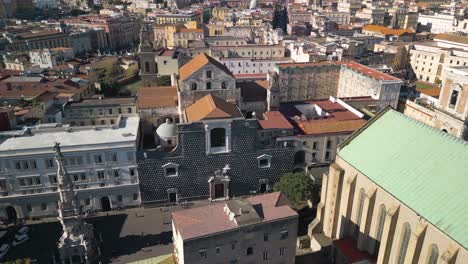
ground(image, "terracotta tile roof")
xmin=178 ymin=53 xmax=233 ymax=81
xmin=233 ymin=73 xmax=268 ymax=80
xmin=416 ymin=87 xmax=440 ymax=98
xmin=17 ymin=30 xmax=62 ymax=39
xmin=341 ymin=61 xmax=401 ymax=81
xmin=185 ymin=93 xmax=243 ymax=122
xmin=171 ymin=192 xmax=297 ymax=240
xmin=363 ymin=25 xmax=415 ymax=36
xmin=0 ymin=79 xmax=82 ymax=99
xmin=137 ymin=86 xmax=178 ymax=109
xmin=259 ymin=111 xmax=293 ymax=129
xmin=435 ymin=33 xmax=468 ymax=45
xmin=280 ymin=99 xmax=366 ymax=135
xmin=179 ymin=28 xmax=204 ymax=33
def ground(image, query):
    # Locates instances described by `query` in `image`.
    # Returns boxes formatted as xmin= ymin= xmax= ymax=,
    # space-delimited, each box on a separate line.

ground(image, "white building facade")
xmin=0 ymin=117 xmax=141 ymax=221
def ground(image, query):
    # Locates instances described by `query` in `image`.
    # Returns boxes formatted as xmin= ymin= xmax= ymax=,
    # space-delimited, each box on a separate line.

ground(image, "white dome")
xmin=156 ymin=119 xmax=177 ymax=138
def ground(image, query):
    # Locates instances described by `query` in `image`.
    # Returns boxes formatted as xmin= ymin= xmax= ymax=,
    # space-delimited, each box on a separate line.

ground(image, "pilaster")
xmin=377 ymin=204 xmax=400 ymax=264
xmin=404 ymin=221 xmax=427 ymax=264
xmin=323 ymin=163 xmax=345 ymax=238
xmin=439 ymin=244 xmax=459 ymax=264
xmin=337 ymin=173 xmax=356 ymax=238
xmin=357 ymin=187 xmax=376 ymax=251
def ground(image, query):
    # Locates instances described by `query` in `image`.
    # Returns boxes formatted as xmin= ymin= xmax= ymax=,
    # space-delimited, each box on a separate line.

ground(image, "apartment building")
xmin=150 ymin=11 xmax=202 ymax=25
xmin=3 ymin=30 xmax=70 ymax=52
xmin=273 ymin=61 xmax=402 ymax=109
xmin=172 ymin=192 xmax=298 ymax=264
xmin=29 ymin=47 xmax=74 ymax=68
xmin=210 ymin=44 xmax=285 ymax=60
xmin=0 ymin=116 xmax=140 ymax=221
xmin=277 ymin=97 xmax=366 ymax=168
xmin=63 ymin=97 xmax=137 ymax=126
xmin=220 ymin=57 xmax=292 ymax=75
xmin=409 ymin=34 xmax=468 ymax=83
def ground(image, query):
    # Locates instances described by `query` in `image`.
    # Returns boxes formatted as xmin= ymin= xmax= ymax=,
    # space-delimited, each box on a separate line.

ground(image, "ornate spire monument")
xmin=54 ymin=143 xmax=97 ymax=264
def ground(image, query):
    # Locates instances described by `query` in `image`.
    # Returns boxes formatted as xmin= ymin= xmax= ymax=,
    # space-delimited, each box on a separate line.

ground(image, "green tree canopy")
xmin=273 ymin=172 xmax=317 ymax=208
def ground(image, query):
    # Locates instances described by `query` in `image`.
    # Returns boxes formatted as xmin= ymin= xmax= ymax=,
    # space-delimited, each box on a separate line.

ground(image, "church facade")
xmin=137 ymin=95 xmax=295 ymax=204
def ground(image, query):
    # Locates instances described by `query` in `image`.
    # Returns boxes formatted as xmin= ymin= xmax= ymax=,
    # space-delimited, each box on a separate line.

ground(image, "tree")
xmin=273 ymin=172 xmax=317 ymax=208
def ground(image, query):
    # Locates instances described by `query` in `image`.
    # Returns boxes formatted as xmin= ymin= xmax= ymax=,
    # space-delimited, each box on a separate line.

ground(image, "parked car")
xmin=12 ymin=233 xmax=28 ymax=247
xmin=0 ymin=231 xmax=7 ymax=240
xmin=17 ymin=226 xmax=29 ymax=235
xmin=0 ymin=244 xmax=10 ymax=259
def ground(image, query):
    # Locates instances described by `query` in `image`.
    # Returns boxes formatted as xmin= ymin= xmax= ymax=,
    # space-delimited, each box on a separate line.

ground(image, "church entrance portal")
xmin=5 ymin=206 xmax=17 ymax=223
xmin=215 ymin=184 xmax=224 ymax=199
xmin=101 ymin=197 xmax=111 ymax=212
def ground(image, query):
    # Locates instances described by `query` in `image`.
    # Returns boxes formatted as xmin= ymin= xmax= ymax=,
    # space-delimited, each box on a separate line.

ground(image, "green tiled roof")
xmin=339 ymin=109 xmax=468 ymax=248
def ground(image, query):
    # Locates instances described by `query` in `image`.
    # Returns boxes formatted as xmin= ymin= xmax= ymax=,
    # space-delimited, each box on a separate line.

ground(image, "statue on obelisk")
xmin=55 ymin=142 xmax=97 ymax=264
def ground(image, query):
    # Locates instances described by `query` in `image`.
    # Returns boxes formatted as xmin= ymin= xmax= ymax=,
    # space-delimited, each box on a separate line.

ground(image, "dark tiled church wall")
xmin=137 ymin=120 xmax=295 ymax=203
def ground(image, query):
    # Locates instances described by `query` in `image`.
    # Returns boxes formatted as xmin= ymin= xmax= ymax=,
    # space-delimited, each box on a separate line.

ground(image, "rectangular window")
xmin=35 ymin=177 xmax=41 ymax=185
xmin=49 ymin=175 xmax=57 ymax=184
xmin=279 ymin=247 xmax=286 ymax=256
xmin=206 ymin=71 xmax=212 ymax=78
xmin=133 ymin=193 xmax=138 ymax=200
xmin=325 ymin=151 xmax=331 ymax=160
xmin=108 ymin=109 xmax=113 ymax=115
xmin=263 ymin=251 xmax=269 ymax=260
xmin=264 ymin=233 xmax=269 ymax=242
xmin=165 ymin=167 xmax=177 ymax=177
xmin=326 ymin=140 xmax=332 ymax=149
xmin=80 ymin=173 xmax=86 ymax=181
xmin=27 ymin=178 xmax=33 ymax=185
xmin=128 ymin=108 xmax=132 ymax=114
xmin=0 ymin=180 xmax=7 ymax=190
xmin=32 ymin=160 xmax=37 ymax=169
xmin=450 ymin=90 xmax=459 ymax=108
xmin=85 ymin=198 xmax=91 ymax=205
xmin=258 ymin=158 xmax=270 ymax=168
xmin=280 ymin=230 xmax=288 ymax=240
xmin=94 ymin=155 xmax=103 ymax=163
xmin=114 ymin=170 xmax=120 ymax=177
xmin=206 ymin=82 xmax=212 ymax=90
xmin=15 ymin=162 xmax=21 ymax=170
xmin=199 ymin=250 xmax=207 ymax=258
xmin=97 ymin=171 xmax=105 ymax=180
xmin=111 ymin=153 xmax=118 ymax=162
xmin=117 ymin=195 xmax=123 ymax=202
xmin=312 ymin=142 xmax=318 ymax=150
xmin=130 ymin=168 xmax=136 ymax=176
xmin=216 ymin=247 xmax=221 ymax=254
xmin=27 ymin=204 xmax=32 ymax=212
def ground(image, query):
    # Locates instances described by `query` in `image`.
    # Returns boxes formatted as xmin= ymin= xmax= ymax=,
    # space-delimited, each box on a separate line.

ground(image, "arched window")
xmin=374 ymin=204 xmax=386 ymax=254
xmin=211 ymin=128 xmax=226 ymax=147
xmin=354 ymin=188 xmax=365 ymax=238
xmin=145 ymin=61 xmax=150 ymax=72
xmin=191 ymin=83 xmax=197 ymax=91
xmin=427 ymin=244 xmax=439 ymax=264
xmin=221 ymin=81 xmax=227 ymax=89
xmin=397 ymin=223 xmax=411 ymax=264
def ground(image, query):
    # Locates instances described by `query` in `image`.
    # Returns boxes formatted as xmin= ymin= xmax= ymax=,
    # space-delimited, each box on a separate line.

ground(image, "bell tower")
xmin=138 ymin=23 xmax=158 ymax=85
xmin=267 ymin=71 xmax=281 ymax=111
